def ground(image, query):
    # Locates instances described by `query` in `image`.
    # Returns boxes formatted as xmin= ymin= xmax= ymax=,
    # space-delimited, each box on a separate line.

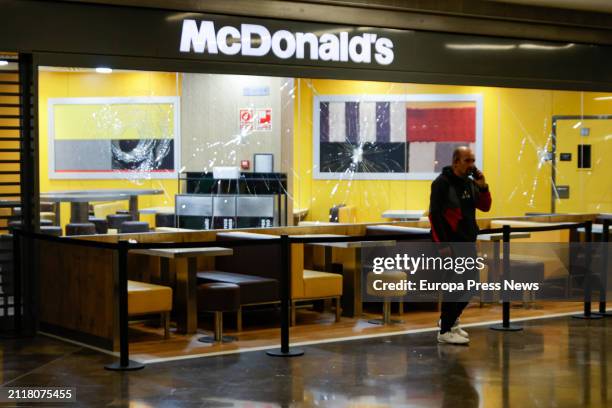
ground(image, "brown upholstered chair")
xmin=197 ymin=232 xmax=280 ymax=331
xmin=88 ymin=217 xmax=109 ymax=234
xmin=107 ymin=214 xmax=133 ymax=230
xmin=197 ymin=282 xmax=240 ymax=343
xmin=155 ymin=213 xmax=175 ymax=228
xmin=118 ymin=221 xmax=149 ymax=234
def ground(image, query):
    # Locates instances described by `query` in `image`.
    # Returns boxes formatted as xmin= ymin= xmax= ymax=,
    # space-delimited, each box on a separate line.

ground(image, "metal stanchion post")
xmin=105 ymin=240 xmax=145 ymax=371
xmin=595 ymin=220 xmax=611 ymax=317
xmin=491 ymin=225 xmax=523 ymax=331
xmin=267 ymin=234 xmax=304 ymax=357
xmin=573 ymin=221 xmax=602 ymax=319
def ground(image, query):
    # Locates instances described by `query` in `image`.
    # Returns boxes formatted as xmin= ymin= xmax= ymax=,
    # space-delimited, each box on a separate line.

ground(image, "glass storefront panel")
xmin=36 ymin=67 xmax=612 ymax=232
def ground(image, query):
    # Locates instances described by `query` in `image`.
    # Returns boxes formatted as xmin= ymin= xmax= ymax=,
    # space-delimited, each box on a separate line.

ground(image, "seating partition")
xmin=489 ymin=219 xmax=572 ymax=279
xmin=34 ymin=213 xmax=600 ymax=353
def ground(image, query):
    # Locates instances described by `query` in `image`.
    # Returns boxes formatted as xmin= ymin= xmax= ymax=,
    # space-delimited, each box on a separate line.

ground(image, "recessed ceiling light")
xmin=95 ymin=67 xmax=112 ymax=74
xmin=0 ymin=61 xmax=8 ymax=66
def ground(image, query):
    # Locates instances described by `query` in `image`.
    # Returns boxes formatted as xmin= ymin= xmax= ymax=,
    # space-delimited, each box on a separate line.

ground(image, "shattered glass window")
xmin=35 ymin=68 xmax=611 ymax=231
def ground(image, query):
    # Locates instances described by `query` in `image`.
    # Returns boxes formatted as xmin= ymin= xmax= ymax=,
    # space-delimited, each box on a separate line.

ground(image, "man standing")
xmin=429 ymin=146 xmax=491 ymax=344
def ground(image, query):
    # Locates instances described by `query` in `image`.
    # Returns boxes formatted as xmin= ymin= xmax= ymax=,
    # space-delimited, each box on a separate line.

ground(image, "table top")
xmin=366 ymin=225 xmax=431 ymax=234
xmin=41 ymin=189 xmax=163 ymax=202
xmin=131 ymin=247 xmax=233 ymax=258
xmin=44 ymin=189 xmax=163 ymax=196
xmin=216 ymin=231 xmax=280 ymax=240
xmin=139 ymin=206 xmax=175 ymax=214
xmin=289 ymin=234 xmax=347 ymax=239
xmin=309 ymin=240 xmax=396 ymax=249
xmin=154 ymin=227 xmax=194 ymax=232
xmin=478 ymin=232 xmax=531 ymax=241
xmin=382 ymin=210 xmax=425 ymax=219
xmin=298 ymin=221 xmax=346 ymax=226
xmin=41 ymin=192 xmax=133 ymax=202
xmin=293 ymin=208 xmax=309 ymax=217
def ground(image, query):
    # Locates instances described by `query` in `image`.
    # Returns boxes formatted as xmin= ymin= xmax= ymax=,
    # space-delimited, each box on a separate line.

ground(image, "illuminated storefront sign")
xmin=180 ymin=20 xmax=394 ymax=65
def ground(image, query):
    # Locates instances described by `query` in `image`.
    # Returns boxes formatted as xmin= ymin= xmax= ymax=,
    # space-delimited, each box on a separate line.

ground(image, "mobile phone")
xmin=469 ymin=167 xmax=483 ymax=180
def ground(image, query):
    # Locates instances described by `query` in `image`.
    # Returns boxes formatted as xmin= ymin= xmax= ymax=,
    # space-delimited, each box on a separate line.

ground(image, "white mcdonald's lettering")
xmin=179 ymin=19 xmax=394 ymax=65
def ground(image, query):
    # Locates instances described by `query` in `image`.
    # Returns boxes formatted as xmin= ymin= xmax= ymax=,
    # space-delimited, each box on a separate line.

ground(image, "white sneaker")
xmin=437 ymin=331 xmax=470 ymax=345
xmin=438 ymin=319 xmax=469 ymax=338
xmin=452 ymin=319 xmax=469 ymax=338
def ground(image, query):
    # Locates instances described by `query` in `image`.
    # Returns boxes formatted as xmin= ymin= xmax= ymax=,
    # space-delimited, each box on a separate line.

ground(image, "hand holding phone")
xmin=470 ymin=166 xmax=487 ymax=189
xmin=469 ymin=167 xmax=483 ymax=180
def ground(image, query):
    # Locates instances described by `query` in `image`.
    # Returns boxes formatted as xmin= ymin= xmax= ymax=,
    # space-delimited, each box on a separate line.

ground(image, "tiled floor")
xmin=1 ymin=315 xmax=610 ymax=407
xmin=127 ymin=301 xmax=595 ymax=362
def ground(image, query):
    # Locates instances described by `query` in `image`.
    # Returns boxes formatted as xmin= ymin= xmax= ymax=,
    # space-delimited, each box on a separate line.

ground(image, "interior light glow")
xmin=518 ymin=43 xmax=575 ymax=50
xmin=445 ymin=44 xmax=516 ymax=50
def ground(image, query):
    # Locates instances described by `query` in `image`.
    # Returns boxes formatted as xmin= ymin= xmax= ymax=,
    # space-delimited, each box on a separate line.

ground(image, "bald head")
xmin=452 ymin=146 xmax=472 ymax=164
xmin=451 ymin=146 xmax=476 ymax=177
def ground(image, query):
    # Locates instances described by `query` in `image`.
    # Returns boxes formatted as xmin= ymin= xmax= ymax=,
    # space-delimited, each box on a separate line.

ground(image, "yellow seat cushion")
xmin=127 ymin=280 xmax=172 ymax=316
xmin=338 ymin=205 xmax=356 ymax=223
xmin=93 ymin=201 xmax=128 ymax=219
xmin=366 ymin=270 xmax=407 ymax=297
xmin=300 ymin=270 xmax=343 ymax=300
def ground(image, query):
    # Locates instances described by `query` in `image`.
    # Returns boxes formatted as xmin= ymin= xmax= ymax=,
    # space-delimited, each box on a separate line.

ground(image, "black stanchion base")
xmin=198 ymin=335 xmax=236 ymax=344
xmin=266 ymin=348 xmax=304 ymax=357
xmin=593 ymin=311 xmax=612 ymax=317
xmin=104 ymin=360 xmax=145 ymax=371
xmin=571 ymin=314 xmax=603 ymax=320
xmin=490 ymin=324 xmax=523 ymax=332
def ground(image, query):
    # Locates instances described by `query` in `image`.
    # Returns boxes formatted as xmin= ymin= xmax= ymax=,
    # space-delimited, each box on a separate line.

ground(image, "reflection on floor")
xmin=126 ymin=301 xmax=596 ymax=362
xmin=1 ymin=314 xmax=610 ymax=407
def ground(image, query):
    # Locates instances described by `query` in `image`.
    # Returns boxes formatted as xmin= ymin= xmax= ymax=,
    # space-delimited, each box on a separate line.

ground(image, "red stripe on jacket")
xmin=476 ymin=191 xmax=492 ymax=212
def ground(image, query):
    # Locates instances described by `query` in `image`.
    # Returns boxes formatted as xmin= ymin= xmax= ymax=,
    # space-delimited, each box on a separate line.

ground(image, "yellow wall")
xmin=294 ymin=79 xmax=612 ymax=222
xmin=38 ymin=70 xmax=180 ymax=227
xmin=36 ymin=71 xmax=612 ymax=228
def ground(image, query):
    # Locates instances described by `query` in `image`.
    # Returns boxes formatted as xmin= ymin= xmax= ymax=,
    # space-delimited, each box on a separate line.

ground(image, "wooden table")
xmin=292 ymin=208 xmax=309 ymax=224
xmin=297 ymin=221 xmax=344 ymax=226
xmin=307 ymin=239 xmax=396 ymax=317
xmin=41 ymin=189 xmax=163 ymax=223
xmin=130 ymin=247 xmax=233 ymax=334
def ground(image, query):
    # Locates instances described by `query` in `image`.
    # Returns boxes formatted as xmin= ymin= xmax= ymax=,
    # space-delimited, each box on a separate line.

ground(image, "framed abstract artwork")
xmin=313 ymin=94 xmax=483 ymax=180
xmin=48 ymin=96 xmax=180 ymax=179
